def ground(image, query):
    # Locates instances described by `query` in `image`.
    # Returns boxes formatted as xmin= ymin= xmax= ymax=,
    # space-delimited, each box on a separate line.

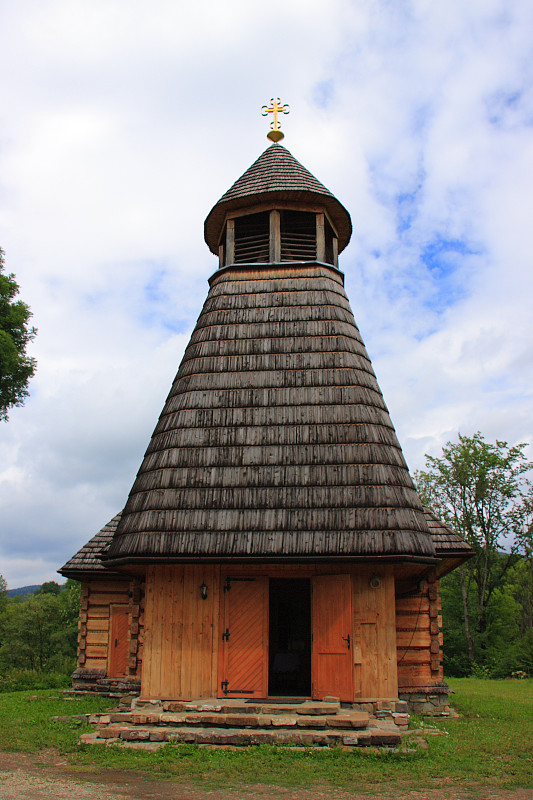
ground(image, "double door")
xmin=218 ymin=574 xmax=353 ymax=701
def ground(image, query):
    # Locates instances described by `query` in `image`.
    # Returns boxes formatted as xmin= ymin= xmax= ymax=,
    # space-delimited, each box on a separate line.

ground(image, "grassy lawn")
xmin=0 ymin=679 xmax=531 ymax=791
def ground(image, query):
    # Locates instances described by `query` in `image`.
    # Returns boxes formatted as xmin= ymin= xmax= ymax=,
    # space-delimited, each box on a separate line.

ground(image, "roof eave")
xmin=204 ymin=189 xmax=352 ymax=256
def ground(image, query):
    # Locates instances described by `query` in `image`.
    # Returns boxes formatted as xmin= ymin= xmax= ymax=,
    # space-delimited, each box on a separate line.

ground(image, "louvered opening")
xmin=280 ymin=210 xmax=316 ymax=261
xmin=234 ymin=212 xmax=270 ymax=263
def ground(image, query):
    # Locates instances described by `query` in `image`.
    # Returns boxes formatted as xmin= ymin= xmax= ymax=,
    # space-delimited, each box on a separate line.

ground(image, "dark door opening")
xmin=268 ymin=578 xmax=311 ymax=696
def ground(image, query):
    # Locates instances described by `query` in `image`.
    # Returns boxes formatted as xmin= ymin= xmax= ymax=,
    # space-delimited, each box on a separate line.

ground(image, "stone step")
xmin=136 ymin=700 xmax=342 ymax=716
xmin=88 ymin=710 xmax=370 ymax=731
xmin=81 ymin=723 xmax=402 ymax=748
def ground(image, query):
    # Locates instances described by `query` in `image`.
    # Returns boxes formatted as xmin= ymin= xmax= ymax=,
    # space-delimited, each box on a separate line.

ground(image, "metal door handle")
xmin=342 ymin=634 xmax=351 ymax=649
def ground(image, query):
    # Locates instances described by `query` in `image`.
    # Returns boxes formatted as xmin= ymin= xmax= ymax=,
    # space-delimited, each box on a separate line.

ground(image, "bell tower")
xmin=204 ymin=142 xmax=352 ymax=269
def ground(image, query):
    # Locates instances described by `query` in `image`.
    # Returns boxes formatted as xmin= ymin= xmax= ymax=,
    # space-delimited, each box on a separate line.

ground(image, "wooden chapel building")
xmin=60 ymin=140 xmax=472 ymax=710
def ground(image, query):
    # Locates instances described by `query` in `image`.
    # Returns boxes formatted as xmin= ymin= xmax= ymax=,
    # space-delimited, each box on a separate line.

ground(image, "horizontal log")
xmin=89 ymin=594 xmax=129 ymax=606
xmin=83 ymin=657 xmax=107 ymax=669
xmin=87 ymin=580 xmax=130 ymax=592
xmin=397 ymin=664 xmax=433 ymax=679
xmin=395 ymin=597 xmax=430 ymax=612
xmin=85 ymin=646 xmax=108 ymax=659
xmin=85 ymin=607 xmax=109 ymax=619
xmin=396 ymin=650 xmax=432 ymax=665
xmin=86 ymin=631 xmax=108 ymax=645
xmin=87 ymin=619 xmax=109 ymax=632
xmin=395 ymin=616 xmax=430 ymax=630
xmin=396 ymin=630 xmax=431 ymax=648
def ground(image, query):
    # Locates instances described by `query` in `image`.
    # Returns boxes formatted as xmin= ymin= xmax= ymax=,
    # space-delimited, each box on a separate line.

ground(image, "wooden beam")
xmin=316 ymin=214 xmax=325 ymax=262
xmin=332 ymin=237 xmax=339 ymax=268
xmin=269 ymin=210 xmax=281 ymax=262
xmin=226 ymin=219 xmax=235 ymax=265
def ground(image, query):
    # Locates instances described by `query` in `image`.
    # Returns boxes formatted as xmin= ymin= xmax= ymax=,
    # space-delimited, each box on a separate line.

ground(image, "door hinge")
xmin=221 ymin=680 xmax=229 ymax=695
xmin=222 ymin=628 xmax=230 ymax=642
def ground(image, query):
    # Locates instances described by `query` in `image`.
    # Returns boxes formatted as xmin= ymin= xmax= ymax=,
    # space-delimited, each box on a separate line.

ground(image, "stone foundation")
xmin=399 ymin=684 xmax=451 ymax=716
xmin=71 ymin=668 xmax=141 ymax=696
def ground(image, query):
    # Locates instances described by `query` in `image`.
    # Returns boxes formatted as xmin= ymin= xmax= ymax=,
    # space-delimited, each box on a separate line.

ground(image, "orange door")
xmin=312 ymin=574 xmax=354 ymax=701
xmin=109 ymin=606 xmax=129 ymax=678
xmin=219 ymin=576 xmax=268 ymax=699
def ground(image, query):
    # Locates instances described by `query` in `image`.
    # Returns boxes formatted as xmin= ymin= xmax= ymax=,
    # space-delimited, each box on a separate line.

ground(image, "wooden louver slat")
xmin=234 ymin=212 xmax=270 ymax=263
xmin=281 ymin=210 xmax=316 ymax=261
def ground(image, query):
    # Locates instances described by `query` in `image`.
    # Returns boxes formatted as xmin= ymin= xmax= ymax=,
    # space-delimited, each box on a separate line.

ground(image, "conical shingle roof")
xmin=204 ymin=144 xmax=352 ymax=255
xmin=105 ymin=262 xmax=436 ymax=566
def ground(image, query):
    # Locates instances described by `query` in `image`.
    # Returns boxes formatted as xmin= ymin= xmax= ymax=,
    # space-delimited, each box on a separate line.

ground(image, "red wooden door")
xmin=219 ymin=577 xmax=268 ymax=699
xmin=109 ymin=606 xmax=129 ymax=678
xmin=311 ymin=574 xmax=354 ymax=701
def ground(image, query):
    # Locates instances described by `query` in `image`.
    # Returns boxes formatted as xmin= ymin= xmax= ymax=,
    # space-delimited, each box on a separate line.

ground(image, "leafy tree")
xmin=0 ymin=580 xmax=80 ymax=674
xmin=0 ymin=247 xmax=37 ymax=421
xmin=0 ymin=574 xmax=6 ymax=615
xmin=35 ymin=580 xmax=62 ymax=596
xmin=415 ymin=432 xmax=533 ymax=671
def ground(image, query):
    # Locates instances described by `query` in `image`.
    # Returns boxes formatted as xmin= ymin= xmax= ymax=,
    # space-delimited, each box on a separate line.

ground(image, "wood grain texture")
xmin=219 ymin=576 xmax=268 ymax=698
xmin=141 ymin=565 xmax=219 ymax=699
xmin=312 ymin=574 xmax=353 ymax=701
xmin=106 ymin=262 xmax=435 ymax=564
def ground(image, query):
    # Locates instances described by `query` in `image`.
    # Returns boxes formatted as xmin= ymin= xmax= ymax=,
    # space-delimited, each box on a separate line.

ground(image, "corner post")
xmin=270 ymin=210 xmax=281 ymax=263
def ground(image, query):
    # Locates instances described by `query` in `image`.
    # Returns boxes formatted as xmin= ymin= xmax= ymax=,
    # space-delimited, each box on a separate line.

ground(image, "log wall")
xmin=396 ymin=572 xmax=444 ymax=690
xmin=78 ymin=577 xmax=144 ymax=679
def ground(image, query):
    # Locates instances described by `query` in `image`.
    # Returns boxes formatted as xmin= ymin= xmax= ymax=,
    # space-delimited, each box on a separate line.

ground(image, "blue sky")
xmin=1 ymin=0 xmax=532 ymax=587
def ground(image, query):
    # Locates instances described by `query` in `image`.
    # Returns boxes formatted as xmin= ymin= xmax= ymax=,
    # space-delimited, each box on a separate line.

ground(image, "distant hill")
xmin=7 ymin=585 xmax=40 ymax=597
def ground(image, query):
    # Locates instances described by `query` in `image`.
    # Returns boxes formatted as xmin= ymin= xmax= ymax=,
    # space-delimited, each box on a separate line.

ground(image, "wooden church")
xmin=60 ymin=128 xmax=472 ymax=711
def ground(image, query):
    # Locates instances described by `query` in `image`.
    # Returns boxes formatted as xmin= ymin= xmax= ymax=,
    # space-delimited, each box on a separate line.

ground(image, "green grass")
xmin=0 ymin=679 xmax=531 ymax=791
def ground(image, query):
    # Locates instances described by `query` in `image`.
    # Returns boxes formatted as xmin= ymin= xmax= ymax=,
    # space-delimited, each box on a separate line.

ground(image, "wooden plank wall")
xmin=141 ymin=563 xmax=400 ymax=701
xmin=142 ymin=565 xmax=220 ymax=699
xmin=396 ymin=572 xmax=443 ymax=689
xmin=352 ymin=566 xmax=398 ymax=700
xmin=78 ymin=578 xmax=144 ymax=678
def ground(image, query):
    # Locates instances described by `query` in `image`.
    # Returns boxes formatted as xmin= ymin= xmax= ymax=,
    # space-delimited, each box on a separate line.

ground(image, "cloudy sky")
xmin=1 ymin=0 xmax=532 ymax=588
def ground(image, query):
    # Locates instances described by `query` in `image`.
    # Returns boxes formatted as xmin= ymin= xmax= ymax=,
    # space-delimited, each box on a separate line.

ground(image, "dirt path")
xmin=0 ymin=750 xmax=532 ymax=800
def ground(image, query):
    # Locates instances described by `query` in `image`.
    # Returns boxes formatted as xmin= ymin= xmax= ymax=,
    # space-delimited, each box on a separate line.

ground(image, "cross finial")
xmin=261 ymin=98 xmax=290 ymax=142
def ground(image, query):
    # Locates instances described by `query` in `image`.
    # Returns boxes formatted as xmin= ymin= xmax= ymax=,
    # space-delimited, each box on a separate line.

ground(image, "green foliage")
xmin=35 ymin=580 xmax=62 ymax=596
xmin=0 ymin=574 xmax=6 ymax=615
xmin=0 ymin=669 xmax=72 ymax=693
xmin=0 ymin=247 xmax=37 ymax=421
xmin=0 ymin=579 xmax=80 ymax=675
xmin=416 ymin=432 xmax=533 ymax=676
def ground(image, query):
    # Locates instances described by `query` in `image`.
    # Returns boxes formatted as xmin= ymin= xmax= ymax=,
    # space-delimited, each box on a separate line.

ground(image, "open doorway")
xmin=268 ymin=578 xmax=311 ymax=696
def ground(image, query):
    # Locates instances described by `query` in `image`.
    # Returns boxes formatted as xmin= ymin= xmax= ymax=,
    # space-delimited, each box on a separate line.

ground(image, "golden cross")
xmin=261 ymin=98 xmax=290 ymax=142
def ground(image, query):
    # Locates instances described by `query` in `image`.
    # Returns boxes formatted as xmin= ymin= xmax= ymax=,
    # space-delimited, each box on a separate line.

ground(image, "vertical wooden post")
xmin=226 ymin=219 xmax=235 ymax=265
xmin=270 ymin=210 xmax=281 ymax=262
xmin=332 ymin=237 xmax=339 ymax=268
xmin=316 ymin=213 xmax=325 ymax=262
xmin=218 ymin=244 xmax=224 ymax=269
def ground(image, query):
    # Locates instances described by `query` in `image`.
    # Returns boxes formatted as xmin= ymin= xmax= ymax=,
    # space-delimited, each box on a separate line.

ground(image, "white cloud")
xmin=1 ymin=0 xmax=532 ymax=585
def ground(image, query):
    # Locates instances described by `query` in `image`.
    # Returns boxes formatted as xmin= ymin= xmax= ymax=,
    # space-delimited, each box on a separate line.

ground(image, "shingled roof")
xmin=204 ymin=144 xmax=352 ymax=255
xmin=103 ymin=259 xmax=438 ymax=567
xmin=422 ymin=508 xmax=473 ymax=557
xmin=58 ymin=514 xmax=124 ymax=579
xmin=60 ymin=506 xmax=471 ymax=578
